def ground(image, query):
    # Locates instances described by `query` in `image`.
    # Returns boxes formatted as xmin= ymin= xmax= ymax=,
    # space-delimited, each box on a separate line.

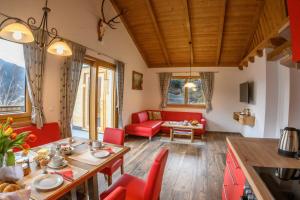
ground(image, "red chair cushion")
xmin=144 ymin=148 xmax=169 ymax=200
xmin=100 ymin=174 xmax=145 ymax=200
xmin=100 ymin=128 xmax=125 ymax=176
xmin=104 ymin=187 xmax=126 ymax=200
xmin=101 ymin=158 xmax=123 ymax=176
xmin=103 ymin=128 xmax=125 ymax=145
xmin=14 ymin=122 xmax=61 ymax=149
xmin=101 ymin=148 xmax=169 ymax=200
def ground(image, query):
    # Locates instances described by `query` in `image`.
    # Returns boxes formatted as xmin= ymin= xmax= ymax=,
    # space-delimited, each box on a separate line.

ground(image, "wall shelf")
xmin=233 ymin=112 xmax=255 ymax=127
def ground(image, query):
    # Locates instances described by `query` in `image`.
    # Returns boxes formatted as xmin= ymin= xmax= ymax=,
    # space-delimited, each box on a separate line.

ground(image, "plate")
xmin=47 ymin=160 xmax=68 ymax=169
xmin=33 ymin=174 xmax=63 ymax=191
xmin=92 ymin=150 xmax=110 ymax=158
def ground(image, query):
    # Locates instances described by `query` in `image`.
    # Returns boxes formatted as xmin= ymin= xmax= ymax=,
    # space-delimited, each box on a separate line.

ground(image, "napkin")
xmin=102 ymin=147 xmax=114 ymax=154
xmin=51 ymin=170 xmax=74 ymax=181
xmin=0 ymin=189 xmax=31 ymax=200
xmin=0 ymin=166 xmax=24 ymax=182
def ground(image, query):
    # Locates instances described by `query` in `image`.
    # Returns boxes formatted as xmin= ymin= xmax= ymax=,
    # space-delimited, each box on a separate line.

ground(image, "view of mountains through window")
xmin=0 ymin=39 xmax=26 ymax=114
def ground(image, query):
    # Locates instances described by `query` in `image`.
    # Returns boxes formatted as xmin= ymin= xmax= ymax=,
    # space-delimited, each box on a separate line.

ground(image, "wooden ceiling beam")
xmin=145 ymin=0 xmax=171 ymax=66
xmin=239 ymin=18 xmax=289 ymax=66
xmin=149 ymin=62 xmax=238 ymax=68
xmin=216 ymin=0 xmax=227 ymax=66
xmin=240 ymin=0 xmax=265 ymax=61
xmin=182 ymin=0 xmax=194 ymax=65
xmin=110 ymin=0 xmax=150 ymax=67
xmin=267 ymin=41 xmax=291 ymax=61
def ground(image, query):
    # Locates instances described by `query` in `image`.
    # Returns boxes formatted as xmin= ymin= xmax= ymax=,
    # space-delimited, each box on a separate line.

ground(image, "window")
xmin=167 ymin=77 xmax=205 ymax=107
xmin=0 ymin=39 xmax=30 ymax=117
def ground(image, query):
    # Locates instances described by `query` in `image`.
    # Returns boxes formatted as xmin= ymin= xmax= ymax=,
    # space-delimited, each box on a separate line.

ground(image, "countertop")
xmin=227 ymin=136 xmax=300 ymax=200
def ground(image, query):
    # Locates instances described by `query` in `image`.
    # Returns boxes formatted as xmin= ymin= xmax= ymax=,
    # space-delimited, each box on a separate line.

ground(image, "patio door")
xmin=72 ymin=56 xmax=116 ymax=140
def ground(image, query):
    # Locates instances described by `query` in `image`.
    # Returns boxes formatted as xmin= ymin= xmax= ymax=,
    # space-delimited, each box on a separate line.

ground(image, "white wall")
xmin=145 ymin=67 xmax=245 ymax=133
xmin=0 ymin=0 xmax=149 ymax=126
xmin=240 ymin=53 xmax=267 ymax=138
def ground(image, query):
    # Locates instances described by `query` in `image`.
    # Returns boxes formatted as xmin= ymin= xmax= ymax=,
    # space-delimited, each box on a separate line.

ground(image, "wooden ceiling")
xmin=111 ymin=0 xmax=287 ymax=68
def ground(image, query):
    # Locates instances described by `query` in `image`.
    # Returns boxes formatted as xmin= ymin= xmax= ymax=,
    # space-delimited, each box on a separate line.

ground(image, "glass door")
xmin=72 ymin=63 xmax=90 ymax=138
xmin=97 ymin=67 xmax=115 ymax=134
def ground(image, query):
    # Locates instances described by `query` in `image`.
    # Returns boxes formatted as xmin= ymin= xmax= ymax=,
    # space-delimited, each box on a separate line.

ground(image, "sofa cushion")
xmin=152 ymin=111 xmax=162 ymax=120
xmin=125 ymin=121 xmax=163 ymax=137
xmin=161 ymin=111 xmax=202 ymax=121
xmin=132 ymin=111 xmax=149 ymax=123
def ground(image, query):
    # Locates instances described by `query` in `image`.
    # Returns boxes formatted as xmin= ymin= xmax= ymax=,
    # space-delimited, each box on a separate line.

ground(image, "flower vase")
xmin=0 ymin=151 xmax=15 ymax=167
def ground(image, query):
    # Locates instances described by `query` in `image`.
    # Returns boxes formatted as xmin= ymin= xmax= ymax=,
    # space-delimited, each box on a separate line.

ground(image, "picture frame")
xmin=132 ymin=71 xmax=143 ymax=90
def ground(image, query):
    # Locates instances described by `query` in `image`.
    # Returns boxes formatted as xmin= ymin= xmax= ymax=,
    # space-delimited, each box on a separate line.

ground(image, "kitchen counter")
xmin=227 ymin=136 xmax=300 ymax=200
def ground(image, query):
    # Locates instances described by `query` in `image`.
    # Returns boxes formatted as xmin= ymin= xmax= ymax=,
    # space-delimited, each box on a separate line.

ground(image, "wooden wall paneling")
xmin=240 ymin=0 xmax=288 ymax=66
xmin=145 ymin=0 xmax=171 ymax=66
xmin=110 ymin=0 xmax=150 ymax=67
xmin=182 ymin=0 xmax=194 ymax=65
xmin=216 ymin=0 xmax=227 ymax=66
xmin=240 ymin=0 xmax=265 ymax=61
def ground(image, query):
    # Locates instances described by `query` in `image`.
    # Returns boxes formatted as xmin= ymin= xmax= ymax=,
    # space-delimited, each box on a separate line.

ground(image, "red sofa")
xmin=125 ymin=110 xmax=206 ymax=140
xmin=15 ymin=122 xmax=61 ymax=148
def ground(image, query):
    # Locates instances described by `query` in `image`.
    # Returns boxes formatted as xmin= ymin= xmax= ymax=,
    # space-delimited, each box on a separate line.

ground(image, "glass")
xmin=97 ymin=67 xmax=115 ymax=134
xmin=0 ymin=39 xmax=26 ymax=114
xmin=187 ymin=79 xmax=205 ymax=104
xmin=167 ymin=79 xmax=185 ymax=104
xmin=72 ymin=63 xmax=90 ymax=138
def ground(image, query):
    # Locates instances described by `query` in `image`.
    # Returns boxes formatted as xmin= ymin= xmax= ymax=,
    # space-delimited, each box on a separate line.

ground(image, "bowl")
xmin=60 ymin=145 xmax=74 ymax=155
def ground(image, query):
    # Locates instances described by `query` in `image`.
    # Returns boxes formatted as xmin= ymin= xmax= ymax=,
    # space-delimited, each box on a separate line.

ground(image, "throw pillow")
xmin=152 ymin=111 xmax=162 ymax=120
xmin=148 ymin=111 xmax=154 ymax=120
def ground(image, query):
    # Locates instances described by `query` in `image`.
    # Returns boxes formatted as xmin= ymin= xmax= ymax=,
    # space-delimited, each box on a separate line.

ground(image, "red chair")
xmin=100 ymin=128 xmax=125 ymax=186
xmin=104 ymin=187 xmax=126 ymax=200
xmin=100 ymin=148 xmax=169 ymax=200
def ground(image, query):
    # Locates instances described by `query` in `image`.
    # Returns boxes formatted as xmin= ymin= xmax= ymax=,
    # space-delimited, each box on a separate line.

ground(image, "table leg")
xmin=88 ymin=175 xmax=99 ymax=200
xmin=191 ymin=129 xmax=194 ymax=143
xmin=71 ymin=189 xmax=77 ymax=200
xmin=170 ymin=128 xmax=173 ymax=141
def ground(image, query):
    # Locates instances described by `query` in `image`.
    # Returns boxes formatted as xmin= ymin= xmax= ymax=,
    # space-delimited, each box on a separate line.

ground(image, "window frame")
xmin=0 ymin=39 xmax=31 ymax=124
xmin=167 ymin=76 xmax=206 ymax=109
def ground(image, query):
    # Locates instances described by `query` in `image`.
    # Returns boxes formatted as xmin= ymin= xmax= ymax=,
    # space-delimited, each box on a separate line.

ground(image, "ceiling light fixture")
xmin=184 ymin=41 xmax=196 ymax=88
xmin=0 ymin=0 xmax=72 ymax=56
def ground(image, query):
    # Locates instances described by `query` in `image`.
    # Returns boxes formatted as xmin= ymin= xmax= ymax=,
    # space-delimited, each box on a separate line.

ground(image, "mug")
xmin=51 ymin=156 xmax=64 ymax=167
xmin=92 ymin=140 xmax=102 ymax=149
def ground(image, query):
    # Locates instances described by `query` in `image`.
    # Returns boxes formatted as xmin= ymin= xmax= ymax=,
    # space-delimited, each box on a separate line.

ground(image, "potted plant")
xmin=0 ymin=117 xmax=37 ymax=167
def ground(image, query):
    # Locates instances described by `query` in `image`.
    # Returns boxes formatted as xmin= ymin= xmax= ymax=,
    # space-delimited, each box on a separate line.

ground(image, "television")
xmin=240 ymin=82 xmax=254 ymax=103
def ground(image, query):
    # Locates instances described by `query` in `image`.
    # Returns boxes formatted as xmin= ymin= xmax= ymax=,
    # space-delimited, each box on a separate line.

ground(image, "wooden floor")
xmin=98 ymin=132 xmax=240 ymax=200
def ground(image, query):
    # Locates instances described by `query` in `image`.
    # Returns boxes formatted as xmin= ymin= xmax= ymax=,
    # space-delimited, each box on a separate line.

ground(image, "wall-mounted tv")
xmin=240 ymin=82 xmax=254 ymax=103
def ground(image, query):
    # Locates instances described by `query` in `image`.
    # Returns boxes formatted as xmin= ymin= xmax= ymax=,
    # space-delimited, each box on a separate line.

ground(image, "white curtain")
xmin=23 ymin=30 xmax=47 ymax=128
xmin=199 ymin=72 xmax=214 ymax=112
xmin=60 ymin=42 xmax=86 ymax=138
xmin=159 ymin=73 xmax=172 ymax=108
xmin=116 ymin=61 xmax=125 ymax=128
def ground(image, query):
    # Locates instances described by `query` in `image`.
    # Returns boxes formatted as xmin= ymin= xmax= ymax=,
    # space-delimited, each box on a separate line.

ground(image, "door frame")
xmin=84 ymin=55 xmax=117 ymax=140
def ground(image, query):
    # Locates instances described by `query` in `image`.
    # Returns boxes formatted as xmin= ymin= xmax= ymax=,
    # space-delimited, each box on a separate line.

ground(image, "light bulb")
xmin=56 ymin=45 xmax=64 ymax=55
xmin=12 ymin=31 xmax=22 ymax=40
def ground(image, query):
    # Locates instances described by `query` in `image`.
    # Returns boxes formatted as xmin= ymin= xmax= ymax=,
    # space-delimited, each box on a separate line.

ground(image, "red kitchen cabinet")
xmin=222 ymin=146 xmax=246 ymax=200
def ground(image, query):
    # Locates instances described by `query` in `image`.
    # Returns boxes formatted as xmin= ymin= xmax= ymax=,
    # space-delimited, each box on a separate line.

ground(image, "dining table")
xmin=17 ymin=137 xmax=130 ymax=200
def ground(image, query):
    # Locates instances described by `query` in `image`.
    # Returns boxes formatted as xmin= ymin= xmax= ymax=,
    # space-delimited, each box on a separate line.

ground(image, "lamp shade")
xmin=47 ymin=40 xmax=72 ymax=56
xmin=0 ymin=22 xmax=34 ymax=43
xmin=184 ymin=81 xmax=196 ymax=88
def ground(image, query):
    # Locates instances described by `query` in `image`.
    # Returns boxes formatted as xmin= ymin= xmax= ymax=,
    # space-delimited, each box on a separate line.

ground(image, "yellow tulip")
xmin=4 ymin=127 xmax=13 ymax=136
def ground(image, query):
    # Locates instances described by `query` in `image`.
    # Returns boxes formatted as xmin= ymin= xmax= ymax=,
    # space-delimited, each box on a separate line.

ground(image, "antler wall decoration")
xmin=98 ymin=0 xmax=124 ymax=41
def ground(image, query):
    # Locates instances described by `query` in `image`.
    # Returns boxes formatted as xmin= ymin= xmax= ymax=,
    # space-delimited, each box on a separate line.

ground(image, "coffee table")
xmin=161 ymin=121 xmax=204 ymax=143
